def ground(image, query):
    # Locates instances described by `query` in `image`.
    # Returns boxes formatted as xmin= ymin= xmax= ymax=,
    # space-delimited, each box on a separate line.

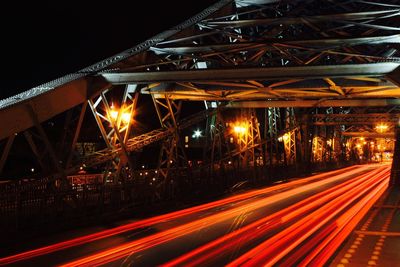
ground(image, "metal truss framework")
xmin=312 ymin=113 xmax=400 ymax=126
xmin=88 ymin=85 xmax=138 ymax=182
xmin=283 ymin=108 xmax=298 ymax=166
xmin=1 ymin=0 xmax=400 ymax=139
xmin=235 ymin=109 xmax=262 ymax=169
xmin=203 ymin=102 xmax=232 ymax=183
xmin=266 ymin=107 xmax=281 ymax=165
xmin=101 ymin=0 xmax=400 ymax=103
xmin=152 ymin=96 xmax=188 ymax=198
xmin=0 ymin=0 xmax=399 ymax=227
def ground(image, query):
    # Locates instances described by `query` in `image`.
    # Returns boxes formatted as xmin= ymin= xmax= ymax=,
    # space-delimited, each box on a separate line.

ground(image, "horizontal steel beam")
xmin=313 ymin=113 xmax=400 ymax=125
xmin=152 ymin=34 xmax=400 ymax=54
xmin=203 ymin=10 xmax=400 ymax=28
xmin=101 ymin=63 xmax=399 ymax=84
xmin=226 ymin=99 xmax=400 ymax=108
xmin=0 ymin=78 xmax=93 ymax=141
xmin=341 ymin=132 xmax=395 ymax=138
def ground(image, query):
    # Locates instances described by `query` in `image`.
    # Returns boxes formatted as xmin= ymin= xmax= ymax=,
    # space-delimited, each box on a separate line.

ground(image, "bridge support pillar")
xmin=391 ymin=125 xmax=400 ymax=185
xmin=152 ymin=95 xmax=188 ymax=199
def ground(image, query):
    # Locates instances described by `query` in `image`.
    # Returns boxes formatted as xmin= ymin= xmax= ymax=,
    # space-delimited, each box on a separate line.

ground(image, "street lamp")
xmin=192 ymin=129 xmax=202 ymax=138
xmin=233 ymin=125 xmax=247 ymax=135
xmin=109 ymin=105 xmax=131 ymax=124
xmin=376 ymin=123 xmax=388 ymax=133
xmin=278 ymin=133 xmax=289 ymax=142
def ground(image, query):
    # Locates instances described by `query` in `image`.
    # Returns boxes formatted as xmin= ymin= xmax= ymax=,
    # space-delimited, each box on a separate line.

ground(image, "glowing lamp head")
xmin=234 ymin=126 xmax=246 ymax=134
xmin=110 ymin=109 xmax=119 ymax=121
xmin=192 ymin=129 xmax=202 ymax=138
xmin=121 ymin=112 xmax=131 ymax=124
xmin=376 ymin=123 xmax=388 ymax=133
xmin=109 ymin=105 xmax=131 ymax=124
xmin=282 ymin=133 xmax=289 ymax=142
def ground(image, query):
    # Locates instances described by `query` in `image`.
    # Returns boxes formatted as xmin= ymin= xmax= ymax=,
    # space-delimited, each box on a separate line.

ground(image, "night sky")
xmin=1 ymin=0 xmax=217 ymax=100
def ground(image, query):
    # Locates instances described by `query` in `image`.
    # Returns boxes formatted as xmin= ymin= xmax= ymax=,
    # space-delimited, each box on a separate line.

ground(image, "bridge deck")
xmin=330 ymin=186 xmax=400 ymax=266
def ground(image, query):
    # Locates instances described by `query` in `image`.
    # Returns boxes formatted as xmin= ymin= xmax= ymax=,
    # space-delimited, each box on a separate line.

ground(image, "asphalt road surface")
xmin=0 ymin=163 xmax=391 ymax=266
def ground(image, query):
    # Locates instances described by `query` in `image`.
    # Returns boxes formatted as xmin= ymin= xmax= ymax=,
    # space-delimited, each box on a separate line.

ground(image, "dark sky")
xmin=1 ymin=0 xmax=217 ymax=99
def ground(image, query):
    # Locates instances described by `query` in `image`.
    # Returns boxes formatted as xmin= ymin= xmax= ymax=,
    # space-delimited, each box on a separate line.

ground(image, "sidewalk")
xmin=330 ymin=186 xmax=400 ymax=266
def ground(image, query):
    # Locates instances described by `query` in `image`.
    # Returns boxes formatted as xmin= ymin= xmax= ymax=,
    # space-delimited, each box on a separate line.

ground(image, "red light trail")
xmin=0 ymin=164 xmax=389 ymax=267
xmin=163 ymin=165 xmax=389 ymax=267
xmin=60 ymin=165 xmax=384 ymax=267
xmin=0 ymin=165 xmax=359 ymax=265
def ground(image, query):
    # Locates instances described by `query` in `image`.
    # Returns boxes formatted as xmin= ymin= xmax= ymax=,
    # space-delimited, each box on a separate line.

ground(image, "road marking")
xmin=354 ymin=231 xmax=400 ymax=237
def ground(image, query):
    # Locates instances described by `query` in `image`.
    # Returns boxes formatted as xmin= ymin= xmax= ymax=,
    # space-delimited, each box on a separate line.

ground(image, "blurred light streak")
xmin=226 ymin=166 xmax=390 ymax=266
xmin=163 ymin=166 xmax=389 ymax=267
xmin=298 ymin=175 xmax=388 ymax=266
xmin=59 ymin=165 xmax=370 ymax=267
xmin=0 ymin=165 xmax=362 ymax=265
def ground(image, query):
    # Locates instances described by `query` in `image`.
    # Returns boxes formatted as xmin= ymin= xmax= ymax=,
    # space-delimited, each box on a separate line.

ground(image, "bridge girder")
xmin=0 ymin=0 xmax=399 ymax=191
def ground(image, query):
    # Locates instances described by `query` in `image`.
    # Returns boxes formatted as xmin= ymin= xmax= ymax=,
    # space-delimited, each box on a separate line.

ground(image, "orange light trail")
xmin=59 ymin=165 xmax=375 ymax=267
xmin=226 ymin=166 xmax=390 ymax=266
xmin=162 ymin=166 xmax=390 ymax=267
xmin=0 ymin=165 xmax=360 ymax=265
xmin=298 ymin=176 xmax=388 ymax=266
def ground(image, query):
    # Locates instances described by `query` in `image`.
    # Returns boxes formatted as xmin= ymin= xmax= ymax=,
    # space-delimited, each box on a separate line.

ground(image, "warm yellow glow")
xmin=109 ymin=105 xmax=131 ymax=124
xmin=233 ymin=122 xmax=247 ymax=135
xmin=110 ymin=109 xmax=119 ymax=121
xmin=121 ymin=112 xmax=131 ymax=124
xmin=376 ymin=123 xmax=389 ymax=133
xmin=279 ymin=133 xmax=290 ymax=142
xmin=359 ymin=137 xmax=365 ymax=141
xmin=282 ymin=133 xmax=289 ymax=142
xmin=356 ymin=144 xmax=361 ymax=148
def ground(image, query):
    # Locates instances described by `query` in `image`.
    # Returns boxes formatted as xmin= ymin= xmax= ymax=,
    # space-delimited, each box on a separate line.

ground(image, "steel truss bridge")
xmin=0 ymin=0 xmax=400 ymax=232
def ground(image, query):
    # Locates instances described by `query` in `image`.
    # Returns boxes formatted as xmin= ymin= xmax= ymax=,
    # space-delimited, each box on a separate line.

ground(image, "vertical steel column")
xmin=312 ymin=135 xmax=325 ymax=163
xmin=283 ymin=108 xmax=297 ymax=166
xmin=204 ymin=102 xmax=227 ymax=184
xmin=152 ymin=95 xmax=188 ymax=199
xmin=235 ymin=109 xmax=262 ymax=174
xmin=267 ymin=107 xmax=280 ymax=166
xmin=88 ymin=85 xmax=138 ymax=183
xmin=249 ymin=110 xmax=263 ymax=180
xmin=312 ymin=108 xmax=327 ymax=164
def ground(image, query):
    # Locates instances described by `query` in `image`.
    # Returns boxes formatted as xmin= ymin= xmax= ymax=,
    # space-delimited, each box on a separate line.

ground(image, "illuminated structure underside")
xmin=1 ymin=1 xmax=400 ymax=264
xmin=1 ymin=0 xmax=400 ymax=140
xmin=0 ymin=0 xmax=399 ymax=203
